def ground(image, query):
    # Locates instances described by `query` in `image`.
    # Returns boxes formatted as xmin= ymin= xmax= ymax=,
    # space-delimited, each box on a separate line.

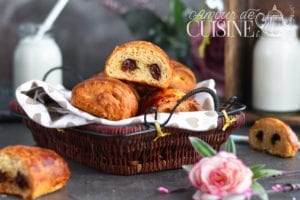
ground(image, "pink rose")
xmin=189 ymin=151 xmax=253 ymax=199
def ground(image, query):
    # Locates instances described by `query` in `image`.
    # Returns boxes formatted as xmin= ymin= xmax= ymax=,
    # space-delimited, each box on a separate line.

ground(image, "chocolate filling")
xmin=271 ymin=133 xmax=281 ymax=145
xmin=256 ymin=130 xmax=264 ymax=142
xmin=15 ymin=171 xmax=29 ymax=189
xmin=122 ymin=59 xmax=138 ymax=72
xmin=0 ymin=171 xmax=7 ymax=182
xmin=148 ymin=64 xmax=161 ymax=80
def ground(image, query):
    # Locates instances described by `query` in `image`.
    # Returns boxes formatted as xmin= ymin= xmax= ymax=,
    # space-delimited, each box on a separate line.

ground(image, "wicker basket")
xmin=10 ymin=88 xmax=246 ymax=175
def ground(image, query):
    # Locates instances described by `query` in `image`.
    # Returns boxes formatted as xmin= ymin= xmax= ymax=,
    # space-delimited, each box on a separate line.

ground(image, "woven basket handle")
xmin=143 ymin=87 xmax=219 ymax=127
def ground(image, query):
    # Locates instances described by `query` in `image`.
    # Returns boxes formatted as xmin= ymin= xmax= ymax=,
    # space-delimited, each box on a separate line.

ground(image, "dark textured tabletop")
xmin=0 ymin=122 xmax=300 ymax=200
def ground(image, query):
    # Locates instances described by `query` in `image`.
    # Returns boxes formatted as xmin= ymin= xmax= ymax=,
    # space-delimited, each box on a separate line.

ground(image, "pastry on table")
xmin=249 ymin=117 xmax=300 ymax=157
xmin=168 ymin=60 xmax=196 ymax=92
xmin=0 ymin=145 xmax=70 ymax=200
xmin=140 ymin=88 xmax=202 ymax=114
xmin=105 ymin=40 xmax=173 ymax=89
xmin=71 ymin=76 xmax=139 ymax=120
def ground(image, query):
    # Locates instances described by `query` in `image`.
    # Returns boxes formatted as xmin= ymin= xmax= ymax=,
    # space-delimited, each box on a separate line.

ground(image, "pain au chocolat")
xmin=140 ymin=88 xmax=202 ymax=114
xmin=104 ymin=41 xmax=173 ymax=89
xmin=0 ymin=145 xmax=70 ymax=200
xmin=249 ymin=117 xmax=300 ymax=157
xmin=71 ymin=76 xmax=139 ymax=120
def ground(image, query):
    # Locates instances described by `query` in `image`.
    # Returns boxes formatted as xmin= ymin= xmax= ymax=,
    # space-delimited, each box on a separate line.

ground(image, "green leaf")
xmin=251 ymin=164 xmax=266 ymax=179
xmin=189 ymin=137 xmax=216 ymax=157
xmin=253 ymin=169 xmax=282 ymax=180
xmin=182 ymin=164 xmax=193 ymax=172
xmin=251 ymin=164 xmax=265 ymax=172
xmin=225 ymin=136 xmax=236 ymax=155
xmin=250 ymin=164 xmax=282 ymax=179
xmin=251 ymin=181 xmax=269 ymax=200
xmin=168 ymin=0 xmax=186 ymax=36
xmin=122 ymin=8 xmax=166 ymax=39
xmin=198 ymin=20 xmax=211 ymax=58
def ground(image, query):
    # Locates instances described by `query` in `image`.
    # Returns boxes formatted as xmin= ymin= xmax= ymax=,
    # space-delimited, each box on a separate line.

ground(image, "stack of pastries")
xmin=71 ymin=40 xmax=201 ymax=120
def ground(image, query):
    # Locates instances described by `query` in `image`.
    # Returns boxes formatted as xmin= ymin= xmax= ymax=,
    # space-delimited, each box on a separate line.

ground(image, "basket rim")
xmin=73 ymin=112 xmax=245 ymax=138
xmin=10 ymin=94 xmax=246 ymax=137
xmin=13 ymin=110 xmax=245 ymax=138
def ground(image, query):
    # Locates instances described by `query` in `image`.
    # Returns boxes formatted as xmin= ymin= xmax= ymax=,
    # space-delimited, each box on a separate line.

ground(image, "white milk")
xmin=252 ymin=23 xmax=300 ymax=112
xmin=13 ymin=24 xmax=62 ymax=92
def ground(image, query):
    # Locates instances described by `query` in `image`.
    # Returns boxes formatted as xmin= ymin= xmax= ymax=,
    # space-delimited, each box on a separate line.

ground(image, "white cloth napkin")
xmin=15 ymin=79 xmax=218 ymax=131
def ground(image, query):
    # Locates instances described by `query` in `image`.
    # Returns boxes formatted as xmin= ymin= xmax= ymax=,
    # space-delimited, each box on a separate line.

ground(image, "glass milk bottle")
xmin=13 ymin=23 xmax=63 ymax=92
xmin=252 ymin=18 xmax=300 ymax=112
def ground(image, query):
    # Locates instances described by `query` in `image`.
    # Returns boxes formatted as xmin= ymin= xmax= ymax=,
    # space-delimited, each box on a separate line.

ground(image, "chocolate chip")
xmin=271 ymin=133 xmax=281 ymax=145
xmin=122 ymin=59 xmax=138 ymax=72
xmin=0 ymin=171 xmax=7 ymax=182
xmin=256 ymin=130 xmax=264 ymax=142
xmin=148 ymin=64 xmax=161 ymax=80
xmin=15 ymin=171 xmax=28 ymax=189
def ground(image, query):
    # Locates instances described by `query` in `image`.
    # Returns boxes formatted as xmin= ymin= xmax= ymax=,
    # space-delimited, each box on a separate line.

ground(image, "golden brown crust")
xmin=168 ymin=60 xmax=197 ymax=92
xmin=249 ymin=117 xmax=300 ymax=157
xmin=105 ymin=41 xmax=173 ymax=89
xmin=0 ymin=145 xmax=70 ymax=200
xmin=140 ymin=88 xmax=202 ymax=114
xmin=89 ymin=71 xmax=107 ymax=79
xmin=71 ymin=77 xmax=139 ymax=120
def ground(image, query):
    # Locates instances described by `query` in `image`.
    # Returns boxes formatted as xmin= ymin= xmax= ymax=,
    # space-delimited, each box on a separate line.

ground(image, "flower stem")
xmin=264 ymin=170 xmax=300 ymax=179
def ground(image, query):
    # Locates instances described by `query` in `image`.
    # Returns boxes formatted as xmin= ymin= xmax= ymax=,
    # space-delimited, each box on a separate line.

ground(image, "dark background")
xmin=0 ymin=0 xmax=299 ymax=113
xmin=0 ymin=0 xmax=198 ymax=112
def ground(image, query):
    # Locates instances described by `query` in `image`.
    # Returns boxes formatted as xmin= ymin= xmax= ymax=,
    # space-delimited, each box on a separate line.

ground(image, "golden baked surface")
xmin=71 ymin=41 xmax=203 ymax=119
xmin=140 ymin=88 xmax=202 ymax=114
xmin=105 ymin=41 xmax=173 ymax=89
xmin=249 ymin=117 xmax=300 ymax=157
xmin=0 ymin=145 xmax=70 ymax=200
xmin=71 ymin=77 xmax=139 ymax=120
xmin=168 ymin=60 xmax=196 ymax=92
